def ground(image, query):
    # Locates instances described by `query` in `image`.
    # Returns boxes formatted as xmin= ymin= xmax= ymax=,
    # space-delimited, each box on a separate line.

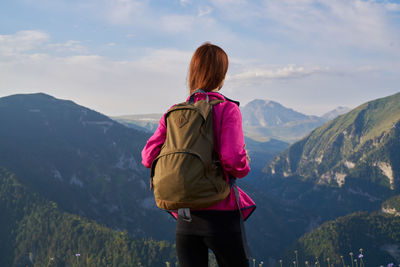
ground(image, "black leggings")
xmin=175 ymin=233 xmax=249 ymax=267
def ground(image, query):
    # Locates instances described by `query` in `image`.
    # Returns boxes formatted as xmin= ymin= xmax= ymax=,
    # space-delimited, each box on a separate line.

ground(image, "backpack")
xmin=150 ymin=90 xmax=230 ymax=210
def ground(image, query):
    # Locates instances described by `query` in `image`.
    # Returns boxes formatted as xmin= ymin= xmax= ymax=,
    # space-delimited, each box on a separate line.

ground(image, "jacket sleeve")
xmin=141 ymin=114 xmax=167 ymax=168
xmin=218 ymin=103 xmax=250 ymax=178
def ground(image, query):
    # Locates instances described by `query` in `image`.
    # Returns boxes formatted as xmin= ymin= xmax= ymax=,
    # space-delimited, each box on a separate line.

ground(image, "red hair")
xmin=188 ymin=42 xmax=229 ymax=94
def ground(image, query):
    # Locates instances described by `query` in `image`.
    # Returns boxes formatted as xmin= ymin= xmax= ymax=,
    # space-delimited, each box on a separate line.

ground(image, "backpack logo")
xmin=176 ymin=114 xmax=188 ymax=128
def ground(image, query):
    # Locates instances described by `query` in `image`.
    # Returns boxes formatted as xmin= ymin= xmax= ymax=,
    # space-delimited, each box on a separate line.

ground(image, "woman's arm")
xmin=218 ymin=103 xmax=250 ymax=178
xmin=141 ymin=115 xmax=167 ymax=168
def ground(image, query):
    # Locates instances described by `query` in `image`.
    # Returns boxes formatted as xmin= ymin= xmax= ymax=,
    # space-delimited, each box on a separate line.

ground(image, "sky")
xmin=1 ymin=0 xmax=400 ymax=116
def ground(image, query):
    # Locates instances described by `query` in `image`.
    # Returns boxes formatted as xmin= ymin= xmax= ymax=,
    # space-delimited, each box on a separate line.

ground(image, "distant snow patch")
xmin=70 ymin=174 xmax=83 ymax=187
xmin=116 ymin=154 xmax=139 ymax=170
xmin=52 ymin=169 xmax=63 ymax=181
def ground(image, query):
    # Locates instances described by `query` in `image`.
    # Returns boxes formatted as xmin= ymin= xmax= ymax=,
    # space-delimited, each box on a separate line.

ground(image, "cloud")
xmin=1 ymin=29 xmax=399 ymax=118
xmin=179 ymin=0 xmax=190 ymax=6
xmin=0 ymin=32 xmax=192 ymax=115
xmin=205 ymin=0 xmax=400 ymax=58
xmin=0 ymin=31 xmax=49 ymax=56
xmin=0 ymin=31 xmax=89 ymax=58
xmin=46 ymin=40 xmax=87 ymax=53
xmin=198 ymin=6 xmax=213 ymax=17
xmin=105 ymin=0 xmax=147 ymax=25
xmin=160 ymin=15 xmax=196 ymax=34
xmin=384 ymin=2 xmax=400 ymax=11
xmin=229 ymin=65 xmax=331 ymax=81
xmin=260 ymin=0 xmax=400 ymax=53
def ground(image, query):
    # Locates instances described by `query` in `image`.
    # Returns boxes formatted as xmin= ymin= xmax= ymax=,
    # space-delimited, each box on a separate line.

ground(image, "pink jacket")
xmin=141 ymin=92 xmax=255 ymax=220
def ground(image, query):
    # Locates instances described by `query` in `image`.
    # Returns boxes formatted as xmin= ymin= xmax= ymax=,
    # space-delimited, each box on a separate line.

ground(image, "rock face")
xmin=241 ymin=99 xmax=327 ymax=142
xmin=265 ymin=92 xmax=400 ymax=195
xmin=382 ymin=195 xmax=400 ymax=216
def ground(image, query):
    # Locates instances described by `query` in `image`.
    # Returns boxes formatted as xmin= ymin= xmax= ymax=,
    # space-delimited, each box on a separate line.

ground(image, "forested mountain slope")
xmin=281 ymin=210 xmax=400 ymax=267
xmin=265 ymin=92 xmax=400 ymax=200
xmin=0 ymin=168 xmax=176 ymax=267
xmin=0 ymin=93 xmax=175 ymax=241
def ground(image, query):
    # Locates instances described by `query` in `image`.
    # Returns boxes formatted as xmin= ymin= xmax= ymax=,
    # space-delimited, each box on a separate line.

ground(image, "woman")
xmin=141 ymin=42 xmax=255 ymax=267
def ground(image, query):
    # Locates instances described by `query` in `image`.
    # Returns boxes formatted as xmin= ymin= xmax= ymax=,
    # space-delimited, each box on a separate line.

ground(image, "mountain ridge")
xmin=322 ymin=106 xmax=351 ymax=120
xmin=113 ymin=98 xmax=342 ymax=143
xmin=2 ymin=91 xmax=399 ymax=266
xmin=240 ymin=98 xmax=328 ymax=142
xmin=0 ymin=92 xmax=176 ymax=242
xmin=265 ymin=92 xmax=400 ymax=192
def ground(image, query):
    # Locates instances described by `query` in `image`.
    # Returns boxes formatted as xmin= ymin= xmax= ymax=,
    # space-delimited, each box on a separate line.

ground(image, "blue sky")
xmin=1 ymin=0 xmax=400 ymax=116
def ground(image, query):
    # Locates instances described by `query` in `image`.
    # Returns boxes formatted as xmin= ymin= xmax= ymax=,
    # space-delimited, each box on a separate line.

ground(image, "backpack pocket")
xmin=152 ymin=150 xmax=229 ymax=210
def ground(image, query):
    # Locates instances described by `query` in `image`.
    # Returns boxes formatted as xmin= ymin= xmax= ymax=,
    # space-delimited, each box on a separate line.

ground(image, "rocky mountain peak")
xmin=265 ymin=92 xmax=400 ymax=193
xmin=322 ymin=106 xmax=351 ymax=120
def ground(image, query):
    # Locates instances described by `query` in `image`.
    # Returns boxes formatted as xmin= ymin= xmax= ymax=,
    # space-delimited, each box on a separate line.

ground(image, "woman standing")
xmin=142 ymin=42 xmax=255 ymax=267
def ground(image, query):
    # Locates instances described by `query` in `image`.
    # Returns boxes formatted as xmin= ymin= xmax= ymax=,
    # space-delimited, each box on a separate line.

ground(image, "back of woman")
xmin=141 ymin=43 xmax=255 ymax=267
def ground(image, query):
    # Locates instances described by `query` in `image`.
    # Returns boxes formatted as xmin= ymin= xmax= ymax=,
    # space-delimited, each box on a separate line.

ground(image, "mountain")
xmin=241 ymin=99 xmax=327 ymax=143
xmin=322 ymin=106 xmax=351 ymax=121
xmin=281 ymin=210 xmax=400 ymax=267
xmin=0 ymin=93 xmax=175 ymax=241
xmin=113 ymin=99 xmax=332 ymax=143
xmin=4 ymin=92 xmax=398 ymax=265
xmin=0 ymin=93 xmax=292 ymax=263
xmin=0 ymin=92 xmax=317 ymax=264
xmin=246 ymin=92 xmax=400 ymax=265
xmin=0 ymin=168 xmax=177 ymax=267
xmin=244 ymin=137 xmax=289 ymax=184
xmin=114 ymin=112 xmax=290 ymax=185
xmin=266 ymin=92 xmax=400 ymax=194
xmin=113 ymin=114 xmax=162 ymax=133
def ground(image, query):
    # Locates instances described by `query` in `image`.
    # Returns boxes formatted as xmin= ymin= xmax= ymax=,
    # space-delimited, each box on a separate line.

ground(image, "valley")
xmin=0 ymin=92 xmax=399 ymax=266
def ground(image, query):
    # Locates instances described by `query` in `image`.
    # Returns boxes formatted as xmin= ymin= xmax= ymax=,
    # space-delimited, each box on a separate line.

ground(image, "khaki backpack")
xmin=150 ymin=91 xmax=230 ymax=210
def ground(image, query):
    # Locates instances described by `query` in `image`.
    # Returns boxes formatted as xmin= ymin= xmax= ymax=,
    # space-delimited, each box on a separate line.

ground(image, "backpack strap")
xmin=215 ymin=92 xmax=240 ymax=107
xmin=189 ymin=89 xmax=209 ymax=104
xmin=209 ymin=99 xmax=224 ymax=106
xmin=230 ymin=177 xmax=252 ymax=260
